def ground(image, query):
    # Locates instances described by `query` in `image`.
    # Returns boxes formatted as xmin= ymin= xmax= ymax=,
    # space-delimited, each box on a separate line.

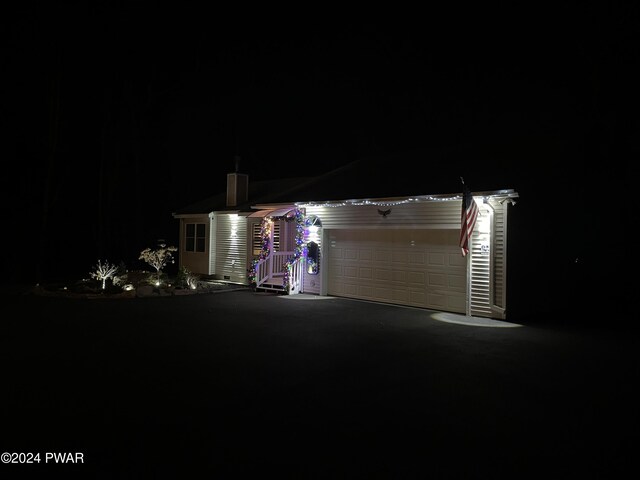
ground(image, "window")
xmin=252 ymin=220 xmax=280 ymax=256
xmin=306 ymin=241 xmax=319 ymax=275
xmin=272 ymin=222 xmax=280 ymax=251
xmin=305 ymin=215 xmax=321 ymax=274
xmin=185 ymin=223 xmax=206 ymax=252
xmin=252 ymin=223 xmax=262 ymax=256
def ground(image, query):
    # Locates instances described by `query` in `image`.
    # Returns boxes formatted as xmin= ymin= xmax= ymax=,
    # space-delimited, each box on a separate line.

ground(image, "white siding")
xmin=469 ymin=202 xmax=492 ymax=317
xmin=304 ymin=200 xmax=462 ymax=230
xmin=491 ymin=199 xmax=508 ymax=316
xmin=468 ymin=198 xmax=508 ymax=319
xmin=214 ymin=214 xmax=248 ymax=284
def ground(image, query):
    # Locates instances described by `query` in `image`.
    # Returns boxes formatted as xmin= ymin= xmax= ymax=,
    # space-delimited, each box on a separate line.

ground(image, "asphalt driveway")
xmin=1 ymin=288 xmax=636 ymax=479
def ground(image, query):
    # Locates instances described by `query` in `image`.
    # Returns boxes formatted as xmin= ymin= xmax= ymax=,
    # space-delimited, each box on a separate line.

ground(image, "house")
xmin=172 ymin=155 xmax=519 ymax=319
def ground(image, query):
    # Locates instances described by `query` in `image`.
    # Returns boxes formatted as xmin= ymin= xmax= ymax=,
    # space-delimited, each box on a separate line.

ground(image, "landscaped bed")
xmin=28 ymin=244 xmax=248 ymax=299
xmin=32 ymin=271 xmax=246 ymax=299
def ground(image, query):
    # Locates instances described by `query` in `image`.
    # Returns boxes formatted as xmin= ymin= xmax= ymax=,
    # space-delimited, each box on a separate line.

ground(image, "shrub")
xmin=139 ymin=244 xmax=177 ymax=283
xmin=176 ymin=266 xmax=200 ymax=290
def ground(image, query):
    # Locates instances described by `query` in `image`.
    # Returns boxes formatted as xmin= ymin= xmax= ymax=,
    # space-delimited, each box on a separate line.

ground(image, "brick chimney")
xmin=226 ymin=155 xmax=248 ymax=207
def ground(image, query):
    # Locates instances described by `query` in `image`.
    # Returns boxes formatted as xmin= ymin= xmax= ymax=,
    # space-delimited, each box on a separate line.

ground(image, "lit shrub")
xmin=139 ymin=244 xmax=177 ymax=284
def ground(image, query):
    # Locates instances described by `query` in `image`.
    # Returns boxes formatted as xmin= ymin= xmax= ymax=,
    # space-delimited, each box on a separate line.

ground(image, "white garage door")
xmin=327 ymin=229 xmax=466 ymax=313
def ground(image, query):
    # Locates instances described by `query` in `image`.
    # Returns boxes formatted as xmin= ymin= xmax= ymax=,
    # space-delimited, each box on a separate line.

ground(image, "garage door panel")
xmin=360 ymin=267 xmax=373 ymax=279
xmin=376 ymin=250 xmax=392 ymax=262
xmin=450 ymin=295 xmax=466 ymax=310
xmin=448 ymin=274 xmax=466 ymax=289
xmin=428 ymin=272 xmax=447 ymax=287
xmin=407 ymin=271 xmax=425 ymax=284
xmin=449 ymin=254 xmax=466 ymax=267
xmin=376 ymin=268 xmax=393 ymax=281
xmin=359 ymin=249 xmax=373 ymax=261
xmin=408 ymin=252 xmax=425 ymax=264
xmin=392 ymin=251 xmax=408 ymax=263
xmin=374 ymin=287 xmax=393 ymax=301
xmin=331 ymin=280 xmax=344 ymax=293
xmin=344 ymin=283 xmax=358 ymax=296
xmin=344 ymin=266 xmax=358 ymax=278
xmin=392 ymin=288 xmax=411 ymax=302
xmin=428 ymin=252 xmax=446 ymax=266
xmin=427 ymin=293 xmax=448 ymax=308
xmin=410 ymin=291 xmax=427 ymax=304
xmin=359 ymin=285 xmax=376 ymax=298
xmin=345 ymin=249 xmax=358 ymax=260
xmin=392 ymin=271 xmax=406 ymax=282
xmin=328 ymin=229 xmax=466 ymax=313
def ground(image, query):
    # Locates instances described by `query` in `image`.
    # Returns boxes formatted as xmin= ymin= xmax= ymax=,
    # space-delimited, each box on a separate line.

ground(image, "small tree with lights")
xmin=139 ymin=244 xmax=177 ymax=284
xmin=90 ymin=259 xmax=119 ymax=290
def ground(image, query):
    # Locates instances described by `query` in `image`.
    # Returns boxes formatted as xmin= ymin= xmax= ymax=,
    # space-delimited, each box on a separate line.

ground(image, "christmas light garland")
xmin=247 ymin=217 xmax=272 ymax=286
xmin=296 ymin=195 xmax=463 ymax=208
xmin=282 ymin=208 xmax=306 ymax=291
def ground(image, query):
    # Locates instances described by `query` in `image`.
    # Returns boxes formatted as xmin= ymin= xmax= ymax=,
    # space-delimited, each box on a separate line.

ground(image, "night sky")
xmin=3 ymin=3 xmax=637 ymax=293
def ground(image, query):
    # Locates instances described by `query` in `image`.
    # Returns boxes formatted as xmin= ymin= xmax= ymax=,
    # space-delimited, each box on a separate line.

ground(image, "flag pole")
xmin=461 ymin=176 xmax=471 ymax=317
xmin=466 ymin=242 xmax=471 ymax=317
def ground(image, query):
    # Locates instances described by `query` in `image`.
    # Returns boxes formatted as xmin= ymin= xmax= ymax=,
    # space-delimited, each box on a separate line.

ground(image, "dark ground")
xmin=1 ymin=287 xmax=637 ymax=479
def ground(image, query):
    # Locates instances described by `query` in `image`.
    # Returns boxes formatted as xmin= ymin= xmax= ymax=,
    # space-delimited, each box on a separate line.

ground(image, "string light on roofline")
xmin=297 ymin=195 xmax=464 ymax=208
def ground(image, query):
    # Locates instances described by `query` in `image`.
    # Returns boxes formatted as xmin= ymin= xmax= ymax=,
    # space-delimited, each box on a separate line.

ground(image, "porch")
xmin=253 ymin=251 xmax=304 ymax=294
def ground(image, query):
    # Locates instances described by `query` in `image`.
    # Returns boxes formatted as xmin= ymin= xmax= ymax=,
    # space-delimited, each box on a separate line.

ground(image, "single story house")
xmin=172 ymin=157 xmax=519 ymax=319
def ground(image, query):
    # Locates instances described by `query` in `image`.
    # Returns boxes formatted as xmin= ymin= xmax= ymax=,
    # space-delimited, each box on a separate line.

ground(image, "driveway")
xmin=1 ymin=288 xmax=636 ymax=478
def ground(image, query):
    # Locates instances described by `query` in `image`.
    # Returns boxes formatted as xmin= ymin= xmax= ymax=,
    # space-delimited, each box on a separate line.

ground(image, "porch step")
xmin=256 ymin=283 xmax=286 ymax=292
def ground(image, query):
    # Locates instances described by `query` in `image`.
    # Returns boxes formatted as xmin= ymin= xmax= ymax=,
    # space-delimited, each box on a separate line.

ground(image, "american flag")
xmin=459 ymin=182 xmax=479 ymax=257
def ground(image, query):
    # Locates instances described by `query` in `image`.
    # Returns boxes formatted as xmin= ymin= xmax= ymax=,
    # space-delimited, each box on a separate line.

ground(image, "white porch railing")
xmin=286 ymin=256 xmax=303 ymax=295
xmin=254 ymin=251 xmax=303 ymax=294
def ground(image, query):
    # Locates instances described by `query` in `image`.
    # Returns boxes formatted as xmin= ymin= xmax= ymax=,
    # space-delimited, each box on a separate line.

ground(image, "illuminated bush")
xmin=176 ymin=265 xmax=199 ymax=290
xmin=89 ymin=260 xmax=119 ymax=290
xmin=139 ymin=244 xmax=177 ymax=284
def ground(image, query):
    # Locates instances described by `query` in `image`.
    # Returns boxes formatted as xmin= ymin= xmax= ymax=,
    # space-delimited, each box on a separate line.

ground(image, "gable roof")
xmin=173 ymin=147 xmax=520 ymax=216
xmin=172 ymin=176 xmax=313 ymax=215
